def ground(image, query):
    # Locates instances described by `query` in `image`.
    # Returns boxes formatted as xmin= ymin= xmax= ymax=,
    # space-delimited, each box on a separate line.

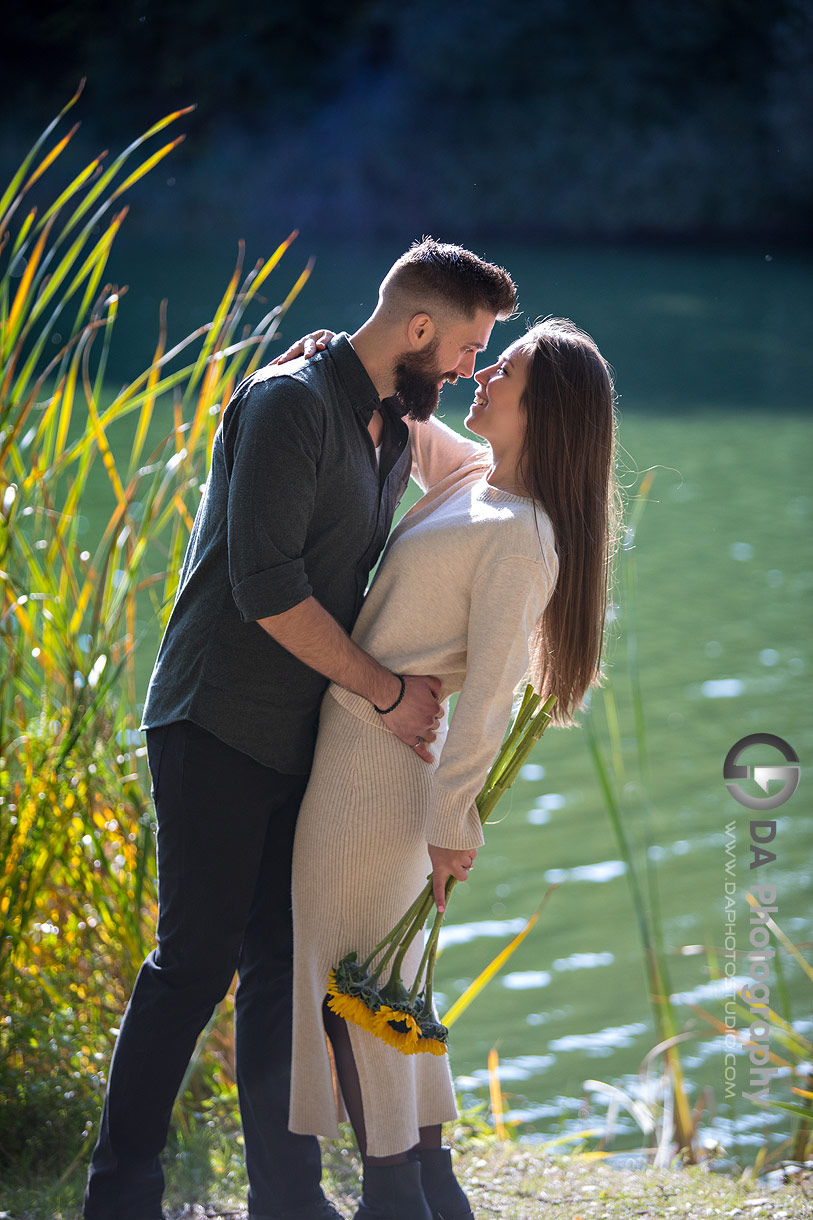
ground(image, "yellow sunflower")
xmin=326 ymin=972 xmax=381 ymax=1036
xmin=374 ymin=1004 xmax=422 ymax=1052
xmin=414 ymin=1035 xmax=448 ymax=1057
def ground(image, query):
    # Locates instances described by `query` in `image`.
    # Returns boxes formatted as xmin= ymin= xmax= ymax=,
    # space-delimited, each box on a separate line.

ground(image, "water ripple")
xmin=553 ymin=951 xmax=615 ymax=971
xmin=438 ymin=918 xmax=526 ymax=949
xmin=503 ymin=970 xmax=551 ymax=990
xmin=461 ymin=1053 xmax=557 ymax=1084
xmin=544 ymin=860 xmax=627 ymax=884
xmin=700 ymin=678 xmax=745 ymax=698
xmin=548 ymin=1021 xmax=649 ymax=1056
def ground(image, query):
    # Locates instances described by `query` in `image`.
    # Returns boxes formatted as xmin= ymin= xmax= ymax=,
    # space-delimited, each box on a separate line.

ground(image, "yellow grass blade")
xmin=0 ymin=79 xmax=84 ymax=226
xmin=3 ymin=214 xmax=54 ymax=360
xmin=59 ymin=208 xmax=127 ymax=313
xmin=488 ymin=1048 xmax=508 ymax=1140
xmin=173 ymin=392 xmax=184 ymax=452
xmin=51 ymin=108 xmax=191 ymax=250
xmin=747 ymin=1006 xmax=809 ymax=1059
xmin=24 ymin=123 xmax=80 ymax=191
xmin=243 ymin=230 xmax=299 ymax=303
xmin=84 ymin=374 xmax=126 ymax=511
xmin=745 ymin=891 xmax=813 ymax=983
xmin=537 ymin=1129 xmax=606 ymax=1151
xmin=198 ymin=353 xmax=221 ymax=415
xmin=172 ymin=492 xmax=195 ymax=534
xmin=279 ymin=257 xmax=315 ymax=314
xmin=3 ymin=309 xmax=101 ymax=436
xmin=67 ymin=569 xmax=97 ymax=638
xmin=138 ymin=103 xmax=196 ymax=142
xmin=182 ymin=254 xmax=244 ymax=403
xmin=6 ymin=204 xmax=38 ymax=264
xmin=690 ymin=999 xmax=809 ymax=1064
xmin=27 ymin=380 xmax=63 ymax=462
xmin=54 ymin=359 xmax=80 ymax=460
xmin=129 ymin=301 xmax=168 ymax=472
xmin=103 ymin=535 xmax=148 ymax=627
xmin=37 ymin=154 xmax=106 ymax=231
xmin=7 ymin=208 xmax=123 ymax=379
xmin=110 ymin=137 xmax=186 ymax=201
xmin=52 ymin=361 xmax=196 ymax=474
xmin=185 ymin=353 xmax=226 ymax=457
xmin=441 ymin=887 xmax=558 ymax=1028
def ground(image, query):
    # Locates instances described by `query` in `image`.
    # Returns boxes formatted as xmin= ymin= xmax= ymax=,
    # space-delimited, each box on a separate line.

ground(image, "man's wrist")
xmin=368 ymin=668 xmax=403 ymax=712
xmin=373 ymin=674 xmax=406 ymax=716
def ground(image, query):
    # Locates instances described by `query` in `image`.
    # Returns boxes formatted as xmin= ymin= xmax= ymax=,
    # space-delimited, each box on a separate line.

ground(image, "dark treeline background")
xmin=3 ymin=0 xmax=812 ymax=244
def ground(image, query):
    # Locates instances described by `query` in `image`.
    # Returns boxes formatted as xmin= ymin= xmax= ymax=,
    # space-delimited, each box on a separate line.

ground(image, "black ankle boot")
xmin=354 ymin=1160 xmax=432 ymax=1219
xmin=412 ymin=1148 xmax=474 ymax=1220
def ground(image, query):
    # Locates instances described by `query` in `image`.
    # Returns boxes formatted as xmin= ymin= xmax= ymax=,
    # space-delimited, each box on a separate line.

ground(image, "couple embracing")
xmin=83 ymin=238 xmax=618 ymax=1220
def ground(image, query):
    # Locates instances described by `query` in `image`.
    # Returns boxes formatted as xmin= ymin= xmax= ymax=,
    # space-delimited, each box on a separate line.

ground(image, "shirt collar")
xmin=381 ymin=393 xmax=408 ymax=419
xmin=326 ymin=333 xmax=381 ymax=425
xmin=326 ymin=333 xmax=409 ymax=424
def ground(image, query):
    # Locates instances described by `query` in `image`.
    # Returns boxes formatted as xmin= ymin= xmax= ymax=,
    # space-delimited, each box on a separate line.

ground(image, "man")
xmin=83 ymin=238 xmax=516 ymax=1220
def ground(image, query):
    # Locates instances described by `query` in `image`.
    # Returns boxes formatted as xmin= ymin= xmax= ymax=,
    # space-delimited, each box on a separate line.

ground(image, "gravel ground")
xmin=159 ymin=1146 xmax=813 ymax=1220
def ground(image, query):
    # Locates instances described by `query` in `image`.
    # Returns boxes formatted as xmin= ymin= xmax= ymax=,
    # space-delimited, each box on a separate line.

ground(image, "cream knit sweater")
xmin=336 ymin=414 xmax=558 ymax=851
xmin=290 ymin=416 xmax=559 ymax=1155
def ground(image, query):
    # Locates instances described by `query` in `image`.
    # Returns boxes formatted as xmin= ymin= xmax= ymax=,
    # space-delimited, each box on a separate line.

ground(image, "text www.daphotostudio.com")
xmin=721 ymin=733 xmax=801 ymax=1107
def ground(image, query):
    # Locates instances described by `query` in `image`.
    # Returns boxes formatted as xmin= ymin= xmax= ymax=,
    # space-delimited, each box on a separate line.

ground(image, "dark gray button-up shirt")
xmin=141 ymin=334 xmax=411 ymax=772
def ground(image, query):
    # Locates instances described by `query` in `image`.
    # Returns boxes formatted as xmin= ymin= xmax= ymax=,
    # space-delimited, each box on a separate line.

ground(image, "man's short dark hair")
xmin=382 ymin=237 xmax=517 ymax=322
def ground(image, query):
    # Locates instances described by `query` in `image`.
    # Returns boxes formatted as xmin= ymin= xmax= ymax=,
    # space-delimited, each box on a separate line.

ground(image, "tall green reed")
xmin=583 ymin=472 xmax=811 ymax=1170
xmin=582 ymin=471 xmax=701 ymax=1163
xmin=0 ymin=85 xmax=310 ymax=1171
xmin=688 ymin=899 xmax=813 ymax=1172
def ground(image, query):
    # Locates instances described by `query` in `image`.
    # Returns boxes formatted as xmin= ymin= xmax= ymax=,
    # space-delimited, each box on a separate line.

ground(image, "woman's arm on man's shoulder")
xmin=407 ymin=414 xmax=488 ymax=493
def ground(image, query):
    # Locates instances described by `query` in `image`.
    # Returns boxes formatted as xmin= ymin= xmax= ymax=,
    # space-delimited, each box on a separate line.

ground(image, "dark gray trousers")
xmin=83 ymin=719 xmax=320 ymax=1219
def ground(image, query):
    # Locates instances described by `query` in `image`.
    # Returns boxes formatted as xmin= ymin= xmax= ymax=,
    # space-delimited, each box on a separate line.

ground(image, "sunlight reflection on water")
xmin=544 ymin=860 xmax=627 ymax=884
xmin=438 ymin=918 xmax=527 ymax=949
xmin=549 ymin=1021 xmax=649 ymax=1055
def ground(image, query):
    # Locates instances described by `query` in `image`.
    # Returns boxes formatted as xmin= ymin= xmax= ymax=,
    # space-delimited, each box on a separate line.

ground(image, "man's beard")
xmin=393 ymin=338 xmax=458 ymax=422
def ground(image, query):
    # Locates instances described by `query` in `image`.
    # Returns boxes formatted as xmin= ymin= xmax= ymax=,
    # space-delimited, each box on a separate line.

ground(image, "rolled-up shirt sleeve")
xmin=224 ymin=374 xmax=323 ymax=622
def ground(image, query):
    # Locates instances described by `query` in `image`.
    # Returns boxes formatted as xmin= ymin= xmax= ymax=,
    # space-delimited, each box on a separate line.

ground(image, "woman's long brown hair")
xmin=516 ymin=318 xmax=621 ymax=724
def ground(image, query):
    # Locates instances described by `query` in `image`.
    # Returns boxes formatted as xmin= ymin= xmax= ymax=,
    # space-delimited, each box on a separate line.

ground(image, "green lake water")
xmin=96 ymin=239 xmax=813 ymax=1160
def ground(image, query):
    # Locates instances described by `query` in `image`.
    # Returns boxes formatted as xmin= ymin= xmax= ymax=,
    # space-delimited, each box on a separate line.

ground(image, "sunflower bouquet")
xmin=327 ymin=686 xmax=557 ymax=1056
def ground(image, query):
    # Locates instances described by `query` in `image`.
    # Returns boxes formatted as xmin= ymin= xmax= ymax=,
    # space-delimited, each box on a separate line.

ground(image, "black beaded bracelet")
xmin=373 ymin=674 xmax=406 ymax=716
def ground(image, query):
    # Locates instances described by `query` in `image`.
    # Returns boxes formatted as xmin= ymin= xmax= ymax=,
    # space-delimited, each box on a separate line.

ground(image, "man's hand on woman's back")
xmin=379 ymin=674 xmax=442 ymax=763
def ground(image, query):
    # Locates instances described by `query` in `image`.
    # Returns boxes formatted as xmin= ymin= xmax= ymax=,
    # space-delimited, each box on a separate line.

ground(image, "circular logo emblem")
xmin=723 ymin=733 xmax=800 ymax=810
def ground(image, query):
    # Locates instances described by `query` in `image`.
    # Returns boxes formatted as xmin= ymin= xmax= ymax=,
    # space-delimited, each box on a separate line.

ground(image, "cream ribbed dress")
xmin=289 ymin=416 xmax=558 ymax=1157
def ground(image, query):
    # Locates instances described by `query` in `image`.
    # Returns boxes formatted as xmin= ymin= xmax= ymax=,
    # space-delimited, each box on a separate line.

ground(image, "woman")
xmin=285 ymin=318 xmax=618 ymax=1219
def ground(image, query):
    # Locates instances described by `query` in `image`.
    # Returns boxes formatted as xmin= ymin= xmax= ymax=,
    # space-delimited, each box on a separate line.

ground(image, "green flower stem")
xmin=423 ymin=937 xmax=440 ymax=1012
xmin=347 ymin=688 xmax=557 ymax=1018
xmin=477 ymin=686 xmax=540 ymax=794
xmin=360 ymin=886 xmax=429 ymax=974
xmin=388 ymin=886 xmax=435 ymax=986
xmin=409 ymin=900 xmax=446 ymax=1005
xmin=393 ymin=693 xmax=555 ymax=994
xmin=410 ymin=692 xmax=556 ymax=1006
xmin=476 ymin=694 xmax=556 ymax=824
